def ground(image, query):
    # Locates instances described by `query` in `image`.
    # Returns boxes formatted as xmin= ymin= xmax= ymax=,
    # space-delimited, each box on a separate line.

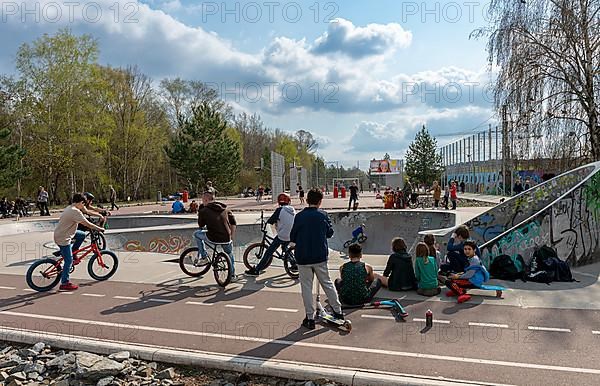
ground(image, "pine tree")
xmin=404 ymin=125 xmax=443 ymax=186
xmin=165 ymin=102 xmax=242 ymax=194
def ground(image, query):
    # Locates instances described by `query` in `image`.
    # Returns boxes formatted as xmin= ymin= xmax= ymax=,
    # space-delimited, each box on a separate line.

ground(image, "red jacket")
xmin=450 ymin=186 xmax=457 ymax=200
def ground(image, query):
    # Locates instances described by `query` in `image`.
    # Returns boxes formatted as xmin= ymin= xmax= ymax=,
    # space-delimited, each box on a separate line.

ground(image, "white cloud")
xmin=312 ymin=18 xmax=412 ymax=58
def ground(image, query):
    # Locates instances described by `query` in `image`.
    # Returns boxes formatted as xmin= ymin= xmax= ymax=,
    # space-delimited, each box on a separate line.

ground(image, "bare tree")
xmin=474 ymin=0 xmax=600 ymax=163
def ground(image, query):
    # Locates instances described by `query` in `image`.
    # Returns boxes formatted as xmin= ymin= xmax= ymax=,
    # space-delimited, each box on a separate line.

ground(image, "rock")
xmin=155 ymin=367 xmax=175 ymax=380
xmin=27 ymin=371 xmax=39 ymax=379
xmin=0 ymin=346 xmax=12 ymax=355
xmin=24 ymin=363 xmax=45 ymax=375
xmin=31 ymin=343 xmax=46 ymax=355
xmin=96 ymin=376 xmax=114 ymax=386
xmin=108 ymin=351 xmax=130 ymax=362
xmin=304 ymin=382 xmax=317 ymax=386
xmin=147 ymin=362 xmax=158 ymax=370
xmin=45 ymin=353 xmax=76 ymax=369
xmin=36 ymin=354 xmax=57 ymax=360
xmin=0 ymin=371 xmax=9 ymax=381
xmin=208 ymin=381 xmax=221 ymax=386
xmin=73 ymin=352 xmax=125 ymax=381
xmin=223 ymin=383 xmax=234 ymax=386
xmin=137 ymin=366 xmax=152 ymax=378
xmin=53 ymin=377 xmax=70 ymax=386
xmin=10 ymin=371 xmax=27 ymax=381
xmin=222 ymin=373 xmax=237 ymax=383
xmin=16 ymin=349 xmax=38 ymax=358
xmin=0 ymin=355 xmax=25 ymax=369
xmin=6 ymin=379 xmax=22 ymax=386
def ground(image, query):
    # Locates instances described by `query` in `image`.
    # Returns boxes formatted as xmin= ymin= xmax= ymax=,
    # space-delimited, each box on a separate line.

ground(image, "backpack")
xmin=527 ymin=246 xmax=577 ymax=283
xmin=490 ymin=254 xmax=523 ymax=281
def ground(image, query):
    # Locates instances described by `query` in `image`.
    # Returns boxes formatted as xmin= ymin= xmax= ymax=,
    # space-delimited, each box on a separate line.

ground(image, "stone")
xmin=45 ymin=353 xmax=76 ymax=369
xmin=31 ymin=343 xmax=46 ymax=355
xmin=137 ymin=366 xmax=152 ymax=378
xmin=16 ymin=349 xmax=38 ymax=358
xmin=0 ymin=371 xmax=9 ymax=381
xmin=304 ymin=382 xmax=317 ymax=386
xmin=96 ymin=376 xmax=114 ymax=386
xmin=24 ymin=363 xmax=45 ymax=375
xmin=0 ymin=355 xmax=25 ymax=369
xmin=6 ymin=379 xmax=22 ymax=386
xmin=108 ymin=351 xmax=130 ymax=362
xmin=73 ymin=352 xmax=125 ymax=381
xmin=223 ymin=383 xmax=234 ymax=386
xmin=147 ymin=362 xmax=158 ymax=370
xmin=53 ymin=377 xmax=70 ymax=386
xmin=10 ymin=371 xmax=27 ymax=381
xmin=222 ymin=373 xmax=237 ymax=383
xmin=0 ymin=346 xmax=12 ymax=355
xmin=27 ymin=371 xmax=40 ymax=379
xmin=208 ymin=381 xmax=221 ymax=386
xmin=36 ymin=354 xmax=57 ymax=361
xmin=155 ymin=367 xmax=175 ymax=380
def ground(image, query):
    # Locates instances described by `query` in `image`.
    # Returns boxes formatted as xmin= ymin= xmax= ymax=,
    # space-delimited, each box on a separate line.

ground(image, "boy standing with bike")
xmin=245 ymin=193 xmax=295 ymax=276
xmin=291 ymin=188 xmax=344 ymax=330
xmin=54 ymin=193 xmax=105 ymax=291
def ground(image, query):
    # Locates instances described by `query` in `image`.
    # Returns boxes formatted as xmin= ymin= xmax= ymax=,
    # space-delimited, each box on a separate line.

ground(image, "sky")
xmin=0 ymin=0 xmax=499 ymax=167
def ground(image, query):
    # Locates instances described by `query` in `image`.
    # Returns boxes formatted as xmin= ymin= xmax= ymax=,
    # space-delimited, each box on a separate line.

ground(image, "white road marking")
xmin=225 ymin=305 xmax=255 ymax=310
xmin=413 ymin=318 xmax=450 ymax=324
xmin=267 ymin=307 xmax=298 ymax=313
xmin=361 ymin=315 xmax=395 ymax=320
xmin=469 ymin=322 xmax=509 ymax=329
xmin=147 ymin=298 xmax=174 ymax=304
xmin=2 ymin=310 xmax=600 ymax=376
xmin=528 ymin=326 xmax=571 ymax=333
xmin=113 ymin=296 xmax=139 ymax=301
xmin=592 ymin=331 xmax=600 ymax=335
xmin=81 ymin=293 xmax=106 ymax=298
xmin=185 ymin=301 xmax=213 ymax=306
xmin=0 ymin=286 xmax=16 ymax=290
xmin=59 ymin=292 xmax=74 ymax=295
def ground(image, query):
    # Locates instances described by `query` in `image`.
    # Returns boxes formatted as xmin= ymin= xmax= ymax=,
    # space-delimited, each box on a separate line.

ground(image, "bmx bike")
xmin=26 ymin=230 xmax=118 ymax=292
xmin=242 ymin=211 xmax=298 ymax=279
xmin=343 ymin=233 xmax=368 ymax=248
xmin=179 ymin=239 xmax=233 ymax=287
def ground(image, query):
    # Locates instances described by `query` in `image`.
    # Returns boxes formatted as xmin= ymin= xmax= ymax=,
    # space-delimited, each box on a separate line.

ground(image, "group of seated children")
xmin=335 ymin=225 xmax=489 ymax=305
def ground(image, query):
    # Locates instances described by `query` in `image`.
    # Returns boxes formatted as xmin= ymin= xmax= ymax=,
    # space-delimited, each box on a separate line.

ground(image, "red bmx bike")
xmin=26 ymin=230 xmax=118 ymax=292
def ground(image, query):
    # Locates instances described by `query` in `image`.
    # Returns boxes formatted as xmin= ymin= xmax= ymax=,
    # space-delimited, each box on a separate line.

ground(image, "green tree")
xmin=0 ymin=127 xmax=26 ymax=189
xmin=404 ymin=125 xmax=443 ymax=186
xmin=165 ymin=102 xmax=241 ymax=194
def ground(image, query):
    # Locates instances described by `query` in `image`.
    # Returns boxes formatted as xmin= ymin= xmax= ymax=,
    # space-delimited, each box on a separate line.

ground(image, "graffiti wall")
xmin=481 ymin=170 xmax=600 ymax=267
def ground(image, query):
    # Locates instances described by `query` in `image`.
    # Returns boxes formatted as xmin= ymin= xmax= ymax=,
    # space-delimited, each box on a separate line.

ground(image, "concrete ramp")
xmin=425 ymin=162 xmax=600 ymax=267
xmin=328 ymin=210 xmax=456 ymax=255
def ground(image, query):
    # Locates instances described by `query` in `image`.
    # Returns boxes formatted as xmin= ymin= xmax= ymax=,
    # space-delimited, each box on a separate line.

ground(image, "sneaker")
xmin=194 ymin=255 xmax=209 ymax=266
xmin=59 ymin=282 xmax=79 ymax=291
xmin=230 ymin=275 xmax=240 ymax=283
xmin=457 ymin=294 xmax=472 ymax=304
xmin=332 ymin=311 xmax=345 ymax=320
xmin=301 ymin=317 xmax=315 ymax=330
xmin=244 ymin=269 xmax=259 ymax=276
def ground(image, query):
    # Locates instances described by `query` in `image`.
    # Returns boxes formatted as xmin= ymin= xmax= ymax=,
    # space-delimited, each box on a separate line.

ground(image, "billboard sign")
xmin=370 ymin=159 xmax=402 ymax=175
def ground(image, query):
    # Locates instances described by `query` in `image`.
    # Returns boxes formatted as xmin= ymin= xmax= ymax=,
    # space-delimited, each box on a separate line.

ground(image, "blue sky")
xmin=0 ymin=0 xmax=498 ymax=166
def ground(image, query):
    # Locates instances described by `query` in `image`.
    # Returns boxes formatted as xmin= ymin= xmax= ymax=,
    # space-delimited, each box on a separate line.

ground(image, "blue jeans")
xmin=58 ymin=230 xmax=86 ymax=284
xmin=256 ymin=236 xmax=287 ymax=272
xmin=193 ymin=230 xmax=235 ymax=275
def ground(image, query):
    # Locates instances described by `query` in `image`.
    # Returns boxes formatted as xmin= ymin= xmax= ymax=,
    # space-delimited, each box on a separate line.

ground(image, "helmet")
xmin=277 ymin=193 xmax=291 ymax=205
xmin=83 ymin=192 xmax=95 ymax=201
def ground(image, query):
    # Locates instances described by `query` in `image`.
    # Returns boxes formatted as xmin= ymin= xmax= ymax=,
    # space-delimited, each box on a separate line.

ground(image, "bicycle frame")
xmin=42 ymin=235 xmax=105 ymax=278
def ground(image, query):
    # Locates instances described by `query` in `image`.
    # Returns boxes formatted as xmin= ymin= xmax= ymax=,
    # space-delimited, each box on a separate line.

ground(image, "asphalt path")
xmin=1 ymin=273 xmax=600 ymax=385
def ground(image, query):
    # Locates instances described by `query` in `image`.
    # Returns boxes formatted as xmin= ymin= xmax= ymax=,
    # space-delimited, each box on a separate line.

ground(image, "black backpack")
xmin=528 ymin=246 xmax=577 ymax=283
xmin=490 ymin=254 xmax=524 ymax=281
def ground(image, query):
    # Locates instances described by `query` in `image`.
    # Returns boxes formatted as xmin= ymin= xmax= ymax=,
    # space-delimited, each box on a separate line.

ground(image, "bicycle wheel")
xmin=179 ymin=247 xmax=211 ymax=277
xmin=243 ymin=242 xmax=271 ymax=270
xmin=88 ymin=250 xmax=119 ymax=281
xmin=343 ymin=240 xmax=353 ymax=248
xmin=83 ymin=231 xmax=106 ymax=251
xmin=26 ymin=258 xmax=62 ymax=292
xmin=357 ymin=235 xmax=368 ymax=243
xmin=213 ymin=252 xmax=232 ymax=287
xmin=283 ymin=247 xmax=299 ymax=279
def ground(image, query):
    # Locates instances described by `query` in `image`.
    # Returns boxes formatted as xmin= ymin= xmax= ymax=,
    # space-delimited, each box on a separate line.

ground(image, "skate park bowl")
xmin=422 ymin=161 xmax=600 ymax=268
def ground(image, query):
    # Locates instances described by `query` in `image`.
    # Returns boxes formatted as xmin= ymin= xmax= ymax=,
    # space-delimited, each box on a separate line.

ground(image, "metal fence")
xmin=270 ymin=151 xmax=285 ymax=203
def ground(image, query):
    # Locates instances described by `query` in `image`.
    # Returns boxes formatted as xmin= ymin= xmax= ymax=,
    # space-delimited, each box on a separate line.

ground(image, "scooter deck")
xmin=320 ymin=312 xmax=352 ymax=331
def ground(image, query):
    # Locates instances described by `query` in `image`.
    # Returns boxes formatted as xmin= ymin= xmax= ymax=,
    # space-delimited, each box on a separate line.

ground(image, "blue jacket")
xmin=290 ymin=207 xmax=334 ymax=265
xmin=459 ymin=257 xmax=490 ymax=287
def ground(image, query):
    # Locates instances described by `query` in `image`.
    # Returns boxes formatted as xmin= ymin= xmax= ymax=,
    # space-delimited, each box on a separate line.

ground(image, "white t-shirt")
xmin=53 ymin=205 xmax=86 ymax=246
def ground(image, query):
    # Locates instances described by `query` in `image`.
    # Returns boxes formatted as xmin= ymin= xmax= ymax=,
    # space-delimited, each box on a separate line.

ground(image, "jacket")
xmin=290 ymin=207 xmax=333 ymax=265
xmin=197 ymin=202 xmax=237 ymax=243
xmin=459 ymin=256 xmax=490 ymax=287
xmin=267 ymin=205 xmax=296 ymax=242
xmin=383 ymin=250 xmax=417 ymax=291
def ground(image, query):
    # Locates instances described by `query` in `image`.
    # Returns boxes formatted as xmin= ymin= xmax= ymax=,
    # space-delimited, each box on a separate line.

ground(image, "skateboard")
xmin=316 ymin=290 xmax=352 ymax=332
xmin=446 ymin=284 xmax=506 ymax=302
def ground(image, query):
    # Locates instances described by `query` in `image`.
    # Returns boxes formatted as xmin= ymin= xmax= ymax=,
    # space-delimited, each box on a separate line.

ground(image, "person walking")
xmin=109 ymin=185 xmax=119 ymax=211
xmin=450 ymin=181 xmax=458 ymax=210
xmin=291 ymin=188 xmax=344 ymax=329
xmin=430 ymin=181 xmax=441 ymax=209
xmin=348 ymin=181 xmax=359 ymax=210
xmin=37 ymin=186 xmax=50 ymax=216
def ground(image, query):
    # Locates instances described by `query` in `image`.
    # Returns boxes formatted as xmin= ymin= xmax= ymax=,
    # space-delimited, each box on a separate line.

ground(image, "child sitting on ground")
xmin=382 ymin=238 xmax=417 ymax=291
xmin=423 ymin=234 xmax=442 ymax=268
xmin=445 ymin=239 xmax=489 ymax=303
xmin=440 ymin=225 xmax=481 ymax=276
xmin=335 ymin=244 xmax=382 ymax=306
xmin=414 ymin=242 xmax=441 ymax=296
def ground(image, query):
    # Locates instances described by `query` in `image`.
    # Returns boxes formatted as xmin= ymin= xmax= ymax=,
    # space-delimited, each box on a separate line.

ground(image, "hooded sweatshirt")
xmin=459 ymin=256 xmax=490 ymax=287
xmin=383 ymin=250 xmax=417 ymax=291
xmin=197 ymin=202 xmax=237 ymax=243
xmin=267 ymin=205 xmax=296 ymax=241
